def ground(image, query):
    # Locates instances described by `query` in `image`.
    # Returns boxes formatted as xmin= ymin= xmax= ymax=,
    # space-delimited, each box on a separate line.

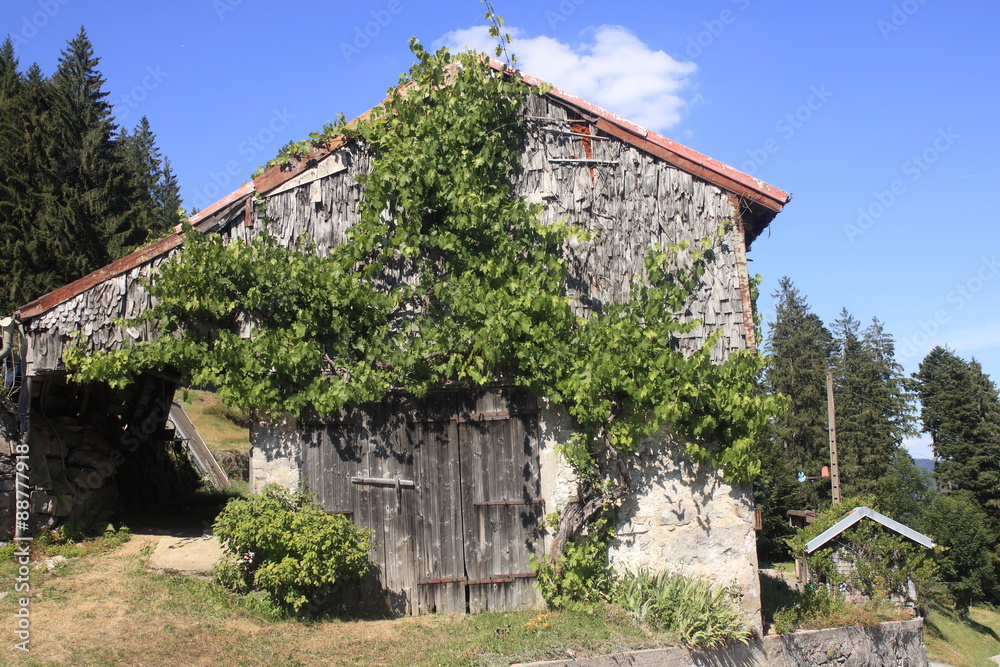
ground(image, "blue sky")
xmin=5 ymin=0 xmax=999 ymax=458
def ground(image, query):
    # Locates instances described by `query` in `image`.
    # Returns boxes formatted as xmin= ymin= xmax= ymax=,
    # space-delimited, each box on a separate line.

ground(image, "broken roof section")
xmin=16 ymin=59 xmax=790 ymax=321
xmin=805 ymin=506 xmax=935 ymax=554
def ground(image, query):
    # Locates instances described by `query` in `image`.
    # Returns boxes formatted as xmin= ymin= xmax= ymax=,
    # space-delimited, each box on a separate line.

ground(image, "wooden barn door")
xmin=302 ymin=388 xmax=544 ymax=615
xmin=456 ymin=391 xmax=544 ymax=613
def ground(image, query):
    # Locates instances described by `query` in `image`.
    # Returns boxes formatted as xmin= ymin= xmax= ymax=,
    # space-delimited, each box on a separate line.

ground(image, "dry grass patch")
xmin=924 ymin=603 xmax=1000 ymax=667
xmin=177 ymin=388 xmax=250 ymax=454
xmin=1 ymin=536 xmax=685 ymax=666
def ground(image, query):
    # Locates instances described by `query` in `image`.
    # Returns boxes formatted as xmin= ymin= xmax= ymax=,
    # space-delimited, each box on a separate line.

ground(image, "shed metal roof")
xmin=804 ymin=506 xmax=935 ymax=553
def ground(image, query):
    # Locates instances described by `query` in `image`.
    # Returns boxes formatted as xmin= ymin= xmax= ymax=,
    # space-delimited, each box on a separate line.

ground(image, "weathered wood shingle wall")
xmin=517 ymin=95 xmax=747 ymax=360
xmin=24 ymin=259 xmax=168 ymax=374
xmin=24 ymin=92 xmax=751 ymax=373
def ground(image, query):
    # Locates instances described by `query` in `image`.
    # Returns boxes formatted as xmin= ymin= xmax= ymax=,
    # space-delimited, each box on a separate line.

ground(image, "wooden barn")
xmin=5 ymin=64 xmax=789 ymax=622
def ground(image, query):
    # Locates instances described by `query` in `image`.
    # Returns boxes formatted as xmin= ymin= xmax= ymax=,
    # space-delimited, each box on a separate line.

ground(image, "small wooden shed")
xmin=7 ymin=63 xmax=789 ymax=621
xmin=803 ymin=506 xmax=935 ymax=604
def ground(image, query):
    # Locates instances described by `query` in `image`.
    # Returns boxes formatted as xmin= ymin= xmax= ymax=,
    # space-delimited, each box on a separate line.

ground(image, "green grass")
xmin=177 ymin=388 xmax=251 ymax=454
xmin=924 ymin=602 xmax=1000 ymax=667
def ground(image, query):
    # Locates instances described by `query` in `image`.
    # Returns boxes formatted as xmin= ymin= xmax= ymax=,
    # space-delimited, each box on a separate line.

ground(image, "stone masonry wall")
xmin=513 ymin=619 xmax=929 ymax=667
xmin=249 ymin=418 xmax=300 ymax=493
xmin=537 ymin=404 xmax=762 ymax=632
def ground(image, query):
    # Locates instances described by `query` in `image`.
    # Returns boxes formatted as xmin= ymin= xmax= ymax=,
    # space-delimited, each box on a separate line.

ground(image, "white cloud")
xmin=436 ymin=25 xmax=697 ymax=132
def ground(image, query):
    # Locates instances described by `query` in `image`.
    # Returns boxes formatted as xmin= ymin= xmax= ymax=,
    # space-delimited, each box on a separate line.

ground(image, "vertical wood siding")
xmin=300 ymin=389 xmax=544 ymax=615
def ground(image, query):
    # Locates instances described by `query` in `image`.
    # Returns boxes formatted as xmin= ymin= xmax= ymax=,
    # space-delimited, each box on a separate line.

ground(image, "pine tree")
xmin=0 ymin=37 xmax=25 ymax=308
xmin=764 ymin=278 xmax=835 ymax=493
xmin=47 ymin=26 xmax=129 ymax=269
xmin=915 ymin=347 xmax=1000 ymax=520
xmin=157 ymin=157 xmax=183 ymax=234
xmin=117 ymin=116 xmax=178 ymax=252
xmin=831 ymin=311 xmax=914 ymax=496
xmin=756 ymin=277 xmax=835 ymax=558
xmin=0 ymin=29 xmax=182 ymax=311
xmin=0 ymin=46 xmax=64 ymax=310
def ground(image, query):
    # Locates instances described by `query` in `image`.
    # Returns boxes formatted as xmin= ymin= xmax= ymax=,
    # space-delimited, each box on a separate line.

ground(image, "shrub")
xmin=771 ymin=584 xmax=909 ymax=633
xmin=533 ymin=510 xmax=615 ymax=610
xmin=612 ymin=568 xmax=750 ymax=648
xmin=919 ymin=491 xmax=995 ymax=615
xmin=213 ymin=484 xmax=373 ymax=615
xmin=772 ymin=584 xmax=839 ymax=634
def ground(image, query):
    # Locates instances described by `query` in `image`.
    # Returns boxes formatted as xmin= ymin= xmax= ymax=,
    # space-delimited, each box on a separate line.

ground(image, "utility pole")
xmin=826 ymin=372 xmax=841 ymax=505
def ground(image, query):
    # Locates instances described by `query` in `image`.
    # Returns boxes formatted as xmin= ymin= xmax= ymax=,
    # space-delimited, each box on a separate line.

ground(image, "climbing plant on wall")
xmin=66 ymin=28 xmax=784 ymax=584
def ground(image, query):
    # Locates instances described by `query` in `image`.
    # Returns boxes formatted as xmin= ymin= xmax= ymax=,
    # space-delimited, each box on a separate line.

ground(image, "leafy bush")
xmin=771 ymin=584 xmax=910 ymax=634
xmin=772 ymin=584 xmax=840 ymax=634
xmin=212 ymin=484 xmax=373 ymax=615
xmin=533 ymin=511 xmax=615 ymax=609
xmin=612 ymin=568 xmax=750 ymax=648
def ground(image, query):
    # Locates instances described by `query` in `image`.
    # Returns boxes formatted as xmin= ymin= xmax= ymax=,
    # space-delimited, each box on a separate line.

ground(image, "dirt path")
xmin=9 ymin=535 xmax=462 ymax=666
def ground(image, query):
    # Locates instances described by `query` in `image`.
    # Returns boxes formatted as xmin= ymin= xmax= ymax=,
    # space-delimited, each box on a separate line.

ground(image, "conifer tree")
xmin=831 ymin=311 xmax=914 ymax=496
xmin=48 ymin=27 xmax=128 ymax=268
xmin=0 ymin=29 xmax=181 ymax=311
xmin=915 ymin=347 xmax=1000 ymax=520
xmin=757 ymin=277 xmax=834 ymax=558
xmin=0 ymin=44 xmax=63 ymax=309
xmin=764 ymin=278 xmax=834 ymax=490
xmin=118 ymin=116 xmax=178 ymax=251
xmin=157 ymin=158 xmax=183 ymax=233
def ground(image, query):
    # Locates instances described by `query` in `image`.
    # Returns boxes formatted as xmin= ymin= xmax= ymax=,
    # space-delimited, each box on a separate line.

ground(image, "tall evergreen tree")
xmin=756 ymin=277 xmax=835 ymax=558
xmin=0 ymin=29 xmax=182 ymax=311
xmin=765 ymin=278 xmax=835 ymax=478
xmin=0 ymin=37 xmax=25 ymax=307
xmin=157 ymin=157 xmax=183 ymax=233
xmin=47 ymin=26 xmax=128 ymax=270
xmin=117 ymin=116 xmax=177 ymax=251
xmin=0 ymin=46 xmax=63 ymax=309
xmin=831 ymin=311 xmax=914 ymax=496
xmin=915 ymin=347 xmax=1000 ymax=520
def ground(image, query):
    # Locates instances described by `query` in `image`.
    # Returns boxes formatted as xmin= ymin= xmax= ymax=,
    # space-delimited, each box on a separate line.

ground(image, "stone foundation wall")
xmin=249 ymin=418 xmax=300 ymax=492
xmin=513 ymin=619 xmax=929 ymax=667
xmin=538 ymin=404 xmax=762 ymax=630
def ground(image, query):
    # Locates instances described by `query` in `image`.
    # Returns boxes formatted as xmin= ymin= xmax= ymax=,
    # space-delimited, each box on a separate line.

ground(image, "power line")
xmin=835 ymin=385 xmax=979 ymax=456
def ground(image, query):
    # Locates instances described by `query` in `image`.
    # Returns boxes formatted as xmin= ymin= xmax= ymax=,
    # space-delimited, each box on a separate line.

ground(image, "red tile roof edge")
xmin=18 ymin=184 xmax=255 ymax=319
xmin=490 ymin=59 xmax=790 ymax=212
xmin=19 ymin=59 xmax=790 ymax=320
